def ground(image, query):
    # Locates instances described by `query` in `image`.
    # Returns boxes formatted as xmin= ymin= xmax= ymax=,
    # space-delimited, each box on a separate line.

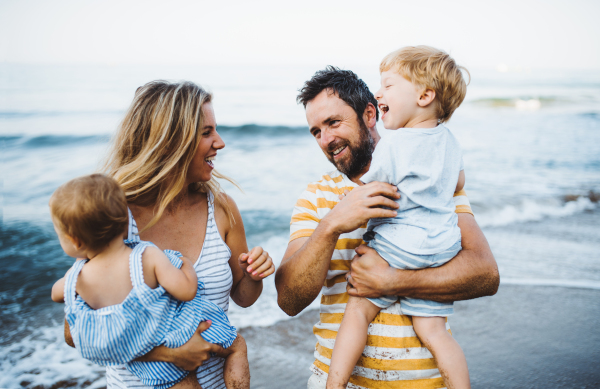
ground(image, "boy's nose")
xmin=374 ymin=88 xmax=383 ymax=100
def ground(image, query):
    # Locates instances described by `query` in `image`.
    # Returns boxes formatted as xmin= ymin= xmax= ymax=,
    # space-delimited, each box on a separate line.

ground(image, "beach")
xmin=243 ymin=208 xmax=600 ymax=389
xmin=1 ymin=63 xmax=599 ymax=388
xmin=243 ymin=284 xmax=600 ymax=389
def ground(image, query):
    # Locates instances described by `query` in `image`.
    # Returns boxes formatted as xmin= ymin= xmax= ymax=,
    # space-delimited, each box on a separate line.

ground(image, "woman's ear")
xmin=417 ymin=88 xmax=436 ymax=107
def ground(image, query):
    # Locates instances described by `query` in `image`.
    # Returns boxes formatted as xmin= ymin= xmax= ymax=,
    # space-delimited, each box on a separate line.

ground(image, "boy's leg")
xmin=171 ymin=372 xmax=202 ymax=389
xmin=412 ymin=316 xmax=470 ymax=389
xmin=214 ymin=334 xmax=250 ymax=389
xmin=326 ymin=296 xmax=381 ymax=389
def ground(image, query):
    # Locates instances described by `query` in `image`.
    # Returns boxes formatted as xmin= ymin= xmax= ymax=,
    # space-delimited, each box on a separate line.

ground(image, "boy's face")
xmin=52 ymin=222 xmax=86 ymax=259
xmin=375 ymin=70 xmax=422 ymax=129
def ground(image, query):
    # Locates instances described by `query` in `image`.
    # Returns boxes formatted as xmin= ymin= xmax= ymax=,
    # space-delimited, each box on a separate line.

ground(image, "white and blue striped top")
xmin=103 ymin=191 xmax=235 ymax=389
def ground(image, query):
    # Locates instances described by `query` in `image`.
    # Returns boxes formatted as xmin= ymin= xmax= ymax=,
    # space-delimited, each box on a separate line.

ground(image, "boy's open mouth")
xmin=379 ymin=104 xmax=389 ymax=114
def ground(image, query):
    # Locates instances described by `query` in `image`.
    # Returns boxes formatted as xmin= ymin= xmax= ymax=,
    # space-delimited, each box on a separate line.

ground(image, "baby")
xmin=50 ymin=174 xmax=249 ymax=389
xmin=327 ymin=46 xmax=470 ymax=389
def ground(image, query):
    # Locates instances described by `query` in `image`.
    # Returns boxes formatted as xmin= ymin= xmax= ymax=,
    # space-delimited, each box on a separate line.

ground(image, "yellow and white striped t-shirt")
xmin=290 ymin=170 xmax=473 ymax=389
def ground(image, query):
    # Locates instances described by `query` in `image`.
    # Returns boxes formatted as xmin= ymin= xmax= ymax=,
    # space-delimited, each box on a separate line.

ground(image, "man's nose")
xmin=319 ymin=129 xmax=335 ymax=150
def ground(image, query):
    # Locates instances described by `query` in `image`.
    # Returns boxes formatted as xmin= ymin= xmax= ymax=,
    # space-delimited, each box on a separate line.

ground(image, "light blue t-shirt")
xmin=361 ymin=124 xmax=463 ymax=255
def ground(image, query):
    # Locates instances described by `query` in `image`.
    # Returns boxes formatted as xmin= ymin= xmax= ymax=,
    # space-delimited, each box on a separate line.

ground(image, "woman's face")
xmin=187 ymin=102 xmax=225 ymax=184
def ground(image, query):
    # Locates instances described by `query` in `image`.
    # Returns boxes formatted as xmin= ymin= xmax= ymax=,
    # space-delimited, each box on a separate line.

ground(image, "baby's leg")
xmin=214 ymin=334 xmax=250 ymax=389
xmin=171 ymin=372 xmax=202 ymax=388
xmin=412 ymin=316 xmax=470 ymax=389
xmin=326 ymin=296 xmax=381 ymax=389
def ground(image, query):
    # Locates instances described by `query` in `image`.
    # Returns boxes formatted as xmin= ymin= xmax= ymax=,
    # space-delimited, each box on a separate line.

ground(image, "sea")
xmin=1 ymin=63 xmax=599 ymax=388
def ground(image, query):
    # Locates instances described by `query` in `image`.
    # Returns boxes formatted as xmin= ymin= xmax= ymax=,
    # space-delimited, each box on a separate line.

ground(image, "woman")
xmin=65 ymin=80 xmax=275 ymax=388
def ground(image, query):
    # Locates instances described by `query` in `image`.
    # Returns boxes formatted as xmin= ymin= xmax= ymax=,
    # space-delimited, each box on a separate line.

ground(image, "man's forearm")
xmin=391 ymin=214 xmax=499 ymax=302
xmin=275 ymin=220 xmax=340 ymax=316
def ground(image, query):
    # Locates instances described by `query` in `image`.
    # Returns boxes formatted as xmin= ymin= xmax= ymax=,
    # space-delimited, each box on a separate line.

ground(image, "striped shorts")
xmin=365 ymin=232 xmax=461 ymax=317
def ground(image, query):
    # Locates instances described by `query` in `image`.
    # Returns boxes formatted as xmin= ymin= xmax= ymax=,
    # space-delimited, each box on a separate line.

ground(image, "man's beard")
xmin=326 ymin=119 xmax=374 ymax=179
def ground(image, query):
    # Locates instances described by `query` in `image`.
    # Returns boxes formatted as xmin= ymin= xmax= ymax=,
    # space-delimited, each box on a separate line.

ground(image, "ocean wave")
xmin=0 ymin=110 xmax=124 ymax=119
xmin=476 ymin=196 xmax=597 ymax=228
xmin=1 ymin=134 xmax=110 ymax=149
xmin=501 ymin=277 xmax=600 ymax=290
xmin=0 ymin=325 xmax=105 ymax=389
xmin=468 ymin=96 xmax=570 ymax=109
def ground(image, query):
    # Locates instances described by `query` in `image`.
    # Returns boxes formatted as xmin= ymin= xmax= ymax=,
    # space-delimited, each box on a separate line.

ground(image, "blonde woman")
xmin=64 ymin=80 xmax=275 ymax=388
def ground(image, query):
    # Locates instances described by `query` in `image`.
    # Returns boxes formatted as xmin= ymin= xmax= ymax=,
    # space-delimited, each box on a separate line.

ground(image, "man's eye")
xmin=331 ymin=120 xmax=340 ymax=126
xmin=312 ymin=130 xmax=321 ymax=137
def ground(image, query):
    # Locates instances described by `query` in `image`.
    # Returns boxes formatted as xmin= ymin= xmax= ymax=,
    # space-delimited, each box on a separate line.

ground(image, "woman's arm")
xmin=215 ymin=194 xmax=274 ymax=308
xmin=346 ymin=213 xmax=499 ymax=302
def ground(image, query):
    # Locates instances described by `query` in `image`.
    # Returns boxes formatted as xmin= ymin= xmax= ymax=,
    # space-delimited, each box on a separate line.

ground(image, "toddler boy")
xmin=327 ymin=46 xmax=470 ymax=389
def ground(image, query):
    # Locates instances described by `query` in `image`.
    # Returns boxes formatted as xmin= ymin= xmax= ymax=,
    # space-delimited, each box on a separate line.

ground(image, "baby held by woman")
xmin=50 ymin=174 xmax=248 ymax=389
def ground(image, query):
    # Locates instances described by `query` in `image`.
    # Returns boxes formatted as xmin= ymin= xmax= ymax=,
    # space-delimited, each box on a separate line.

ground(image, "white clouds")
xmin=1 ymin=0 xmax=599 ymax=69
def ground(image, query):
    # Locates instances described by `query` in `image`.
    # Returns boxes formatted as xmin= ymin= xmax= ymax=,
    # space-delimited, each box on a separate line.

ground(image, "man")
xmin=275 ymin=66 xmax=499 ymax=388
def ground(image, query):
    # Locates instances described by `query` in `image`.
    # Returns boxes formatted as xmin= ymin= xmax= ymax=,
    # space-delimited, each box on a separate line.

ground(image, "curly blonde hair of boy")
xmin=380 ymin=46 xmax=470 ymax=123
xmin=50 ymin=174 xmax=128 ymax=252
xmin=102 ymin=80 xmax=239 ymax=233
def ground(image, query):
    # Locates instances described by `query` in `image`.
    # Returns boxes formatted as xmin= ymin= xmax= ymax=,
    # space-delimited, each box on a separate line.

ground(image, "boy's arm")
xmin=51 ymin=277 xmax=66 ymax=303
xmin=455 ymin=170 xmax=465 ymax=193
xmin=145 ymin=247 xmax=198 ymax=302
xmin=347 ymin=212 xmax=499 ymax=302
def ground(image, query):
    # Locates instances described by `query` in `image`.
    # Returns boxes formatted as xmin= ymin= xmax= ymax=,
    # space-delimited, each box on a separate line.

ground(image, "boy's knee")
xmin=230 ymin=334 xmax=247 ymax=355
xmin=412 ymin=316 xmax=449 ymax=340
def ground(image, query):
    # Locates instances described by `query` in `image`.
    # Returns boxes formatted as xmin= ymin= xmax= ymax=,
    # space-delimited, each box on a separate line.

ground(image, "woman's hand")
xmin=142 ymin=320 xmax=224 ymax=371
xmin=238 ymin=246 xmax=275 ymax=281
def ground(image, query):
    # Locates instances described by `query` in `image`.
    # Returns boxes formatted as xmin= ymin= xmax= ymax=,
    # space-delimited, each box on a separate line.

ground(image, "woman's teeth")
xmin=205 ymin=156 xmax=215 ymax=167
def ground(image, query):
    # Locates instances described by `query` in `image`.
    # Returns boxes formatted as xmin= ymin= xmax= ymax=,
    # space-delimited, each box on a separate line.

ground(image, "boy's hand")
xmin=238 ymin=246 xmax=275 ymax=281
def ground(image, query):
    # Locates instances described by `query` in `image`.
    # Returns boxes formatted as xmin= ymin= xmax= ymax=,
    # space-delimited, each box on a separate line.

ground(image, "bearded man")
xmin=275 ymin=66 xmax=499 ymax=389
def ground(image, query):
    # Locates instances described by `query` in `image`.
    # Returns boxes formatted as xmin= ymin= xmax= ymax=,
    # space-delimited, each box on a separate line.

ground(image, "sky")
xmin=1 ymin=0 xmax=599 ymax=70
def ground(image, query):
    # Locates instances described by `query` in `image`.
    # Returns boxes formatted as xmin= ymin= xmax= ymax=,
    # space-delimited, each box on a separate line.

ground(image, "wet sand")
xmin=241 ymin=284 xmax=600 ymax=389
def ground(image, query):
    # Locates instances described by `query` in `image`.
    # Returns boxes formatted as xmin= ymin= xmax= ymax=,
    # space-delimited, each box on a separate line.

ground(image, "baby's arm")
xmin=455 ymin=170 xmax=465 ymax=193
xmin=143 ymin=246 xmax=198 ymax=302
xmin=51 ymin=277 xmax=66 ymax=303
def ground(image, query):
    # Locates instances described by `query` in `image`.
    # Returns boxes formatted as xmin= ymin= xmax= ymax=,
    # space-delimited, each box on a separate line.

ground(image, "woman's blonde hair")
xmin=380 ymin=46 xmax=470 ymax=123
xmin=102 ymin=80 xmax=238 ymax=232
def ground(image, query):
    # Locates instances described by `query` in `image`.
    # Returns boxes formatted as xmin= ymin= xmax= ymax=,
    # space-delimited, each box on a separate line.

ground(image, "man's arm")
xmin=346 ymin=213 xmax=499 ymax=302
xmin=275 ymin=182 xmax=400 ymax=316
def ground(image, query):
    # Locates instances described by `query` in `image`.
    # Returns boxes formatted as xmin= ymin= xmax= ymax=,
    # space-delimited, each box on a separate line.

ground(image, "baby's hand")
xmin=238 ymin=246 xmax=275 ymax=281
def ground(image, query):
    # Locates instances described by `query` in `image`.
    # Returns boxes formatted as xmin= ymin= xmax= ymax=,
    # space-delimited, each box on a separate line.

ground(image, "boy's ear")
xmin=417 ymin=88 xmax=436 ymax=107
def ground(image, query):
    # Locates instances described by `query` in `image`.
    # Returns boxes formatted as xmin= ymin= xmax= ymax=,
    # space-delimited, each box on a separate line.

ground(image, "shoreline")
xmin=241 ymin=284 xmax=600 ymax=389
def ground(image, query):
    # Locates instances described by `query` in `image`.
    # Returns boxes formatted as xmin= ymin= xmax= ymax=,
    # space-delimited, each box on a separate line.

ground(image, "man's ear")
xmin=363 ymin=102 xmax=378 ymax=129
xmin=417 ymin=88 xmax=436 ymax=107
xmin=66 ymin=234 xmax=84 ymax=250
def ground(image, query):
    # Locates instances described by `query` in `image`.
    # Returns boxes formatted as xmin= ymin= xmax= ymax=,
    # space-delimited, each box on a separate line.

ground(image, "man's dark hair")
xmin=297 ymin=66 xmax=379 ymax=122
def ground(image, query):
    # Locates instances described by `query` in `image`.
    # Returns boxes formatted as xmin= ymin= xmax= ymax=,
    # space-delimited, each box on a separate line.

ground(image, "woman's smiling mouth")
xmin=205 ymin=155 xmax=215 ymax=168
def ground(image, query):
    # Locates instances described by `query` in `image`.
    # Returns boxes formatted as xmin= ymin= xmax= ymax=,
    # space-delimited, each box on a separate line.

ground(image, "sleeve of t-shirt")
xmin=360 ymin=136 xmax=393 ymax=184
xmin=460 ymin=155 xmax=464 ymax=171
xmin=289 ymin=187 xmax=320 ymax=242
xmin=453 ymin=189 xmax=473 ymax=215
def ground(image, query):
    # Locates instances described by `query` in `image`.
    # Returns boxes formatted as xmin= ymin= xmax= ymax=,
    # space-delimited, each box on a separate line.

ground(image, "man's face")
xmin=305 ymin=90 xmax=374 ymax=179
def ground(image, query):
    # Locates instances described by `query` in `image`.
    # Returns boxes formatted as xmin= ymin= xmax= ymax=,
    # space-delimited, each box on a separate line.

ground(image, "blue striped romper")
xmin=65 ymin=193 xmax=237 ymax=389
xmin=105 ymin=191 xmax=235 ymax=389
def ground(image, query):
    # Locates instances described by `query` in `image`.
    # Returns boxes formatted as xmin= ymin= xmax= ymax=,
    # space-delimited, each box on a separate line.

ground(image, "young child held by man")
xmin=50 ymin=174 xmax=249 ymax=389
xmin=327 ymin=46 xmax=471 ymax=389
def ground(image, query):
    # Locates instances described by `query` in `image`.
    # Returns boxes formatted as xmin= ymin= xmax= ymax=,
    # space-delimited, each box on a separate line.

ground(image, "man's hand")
xmin=346 ymin=244 xmax=395 ymax=298
xmin=322 ymin=182 xmax=400 ymax=235
xmin=347 ymin=213 xmax=499 ymax=302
